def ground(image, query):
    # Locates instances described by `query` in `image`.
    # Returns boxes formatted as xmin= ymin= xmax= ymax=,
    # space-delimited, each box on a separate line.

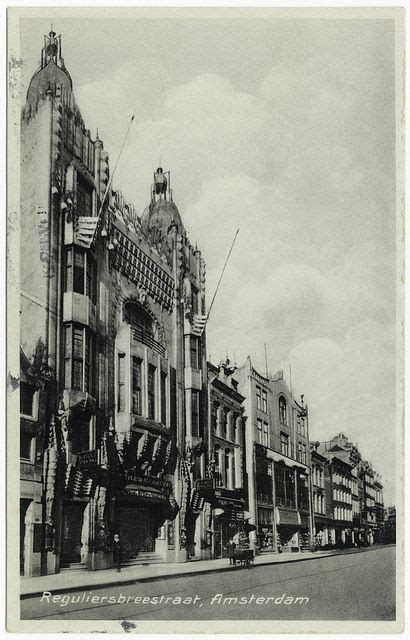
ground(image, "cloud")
xmin=73 ymin=32 xmax=396 ymax=504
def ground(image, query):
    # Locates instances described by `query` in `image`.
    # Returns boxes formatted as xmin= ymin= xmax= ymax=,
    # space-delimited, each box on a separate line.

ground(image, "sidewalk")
xmin=21 ymin=546 xmax=371 ymax=599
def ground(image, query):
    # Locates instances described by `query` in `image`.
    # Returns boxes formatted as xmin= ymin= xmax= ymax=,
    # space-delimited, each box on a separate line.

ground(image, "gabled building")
xmin=20 ymin=28 xmax=208 ymax=575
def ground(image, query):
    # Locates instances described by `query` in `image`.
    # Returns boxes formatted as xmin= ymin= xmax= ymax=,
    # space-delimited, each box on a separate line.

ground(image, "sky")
xmin=20 ymin=13 xmax=398 ymax=504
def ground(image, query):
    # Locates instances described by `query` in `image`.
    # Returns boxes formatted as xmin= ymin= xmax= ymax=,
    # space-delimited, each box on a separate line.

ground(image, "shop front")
xmin=298 ymin=512 xmax=312 ymax=550
xmin=276 ymin=507 xmax=301 ymax=552
xmin=212 ymin=495 xmax=246 ymax=559
xmin=257 ymin=504 xmax=275 ymax=551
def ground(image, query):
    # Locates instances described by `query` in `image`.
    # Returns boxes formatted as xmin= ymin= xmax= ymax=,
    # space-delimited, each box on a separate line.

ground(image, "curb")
xmin=20 ymin=547 xmax=372 ymax=600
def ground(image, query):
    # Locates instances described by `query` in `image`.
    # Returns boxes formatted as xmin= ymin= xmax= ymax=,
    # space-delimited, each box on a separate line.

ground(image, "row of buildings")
xmin=19 ymin=29 xmax=387 ymax=577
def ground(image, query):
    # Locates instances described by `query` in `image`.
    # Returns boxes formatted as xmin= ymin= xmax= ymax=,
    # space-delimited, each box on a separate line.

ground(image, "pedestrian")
xmin=227 ymin=538 xmax=236 ymax=566
xmin=112 ymin=533 xmax=122 ymax=573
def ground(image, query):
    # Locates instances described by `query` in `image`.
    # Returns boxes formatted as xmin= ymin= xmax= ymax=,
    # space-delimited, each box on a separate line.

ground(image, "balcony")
xmin=131 ymin=327 xmax=166 ymax=357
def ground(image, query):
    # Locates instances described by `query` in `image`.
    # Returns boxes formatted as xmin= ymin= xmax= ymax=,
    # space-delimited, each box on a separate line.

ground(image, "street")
xmin=21 ymin=546 xmax=395 ymax=621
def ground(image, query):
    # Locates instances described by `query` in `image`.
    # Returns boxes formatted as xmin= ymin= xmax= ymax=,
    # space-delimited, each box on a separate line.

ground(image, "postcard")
xmin=6 ymin=6 xmax=405 ymax=634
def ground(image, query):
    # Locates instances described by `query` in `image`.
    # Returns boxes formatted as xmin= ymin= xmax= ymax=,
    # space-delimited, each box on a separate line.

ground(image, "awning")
xmin=265 ymin=449 xmax=309 ymax=472
xmin=276 ymin=507 xmax=301 ymax=526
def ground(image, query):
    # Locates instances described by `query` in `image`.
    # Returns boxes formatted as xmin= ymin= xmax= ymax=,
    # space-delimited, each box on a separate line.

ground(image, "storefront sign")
xmin=196 ymin=478 xmax=215 ymax=493
xmin=76 ymin=450 xmax=97 ymax=468
xmin=121 ymin=487 xmax=168 ymax=502
xmin=125 ymin=471 xmax=171 ymax=494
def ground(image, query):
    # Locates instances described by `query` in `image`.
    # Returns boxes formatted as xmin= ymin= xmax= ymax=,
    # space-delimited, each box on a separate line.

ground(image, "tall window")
xmin=64 ymin=248 xmax=96 ymax=303
xmin=224 ymin=449 xmax=231 ymax=488
xmin=191 ymin=286 xmax=199 ymax=315
xmin=302 ymin=443 xmax=307 ymax=465
xmin=77 ymin=174 xmax=93 ymax=216
xmin=280 ymin=432 xmax=289 ymax=457
xmin=221 ymin=407 xmax=228 ymax=437
xmin=256 ymin=418 xmax=263 ymax=444
xmin=298 ymin=442 xmax=302 ymax=462
xmin=214 ymin=447 xmax=222 ymax=487
xmin=232 ymin=412 xmax=238 ymax=443
xmin=64 ymin=325 xmax=94 ymax=394
xmin=190 ymin=335 xmax=201 ymax=369
xmin=262 ymin=389 xmax=267 ymax=413
xmin=148 ymin=364 xmax=156 ymax=419
xmin=279 ymin=396 xmax=287 ymax=425
xmin=117 ymin=353 xmax=126 ymax=412
xmin=20 ymin=432 xmax=34 ymax=461
xmin=161 ymin=371 xmax=167 ymax=424
xmin=20 ymin=383 xmax=35 ymax=417
xmin=132 ymin=357 xmax=142 ymax=415
xmin=263 ymin=422 xmax=269 ymax=447
xmin=256 ymin=386 xmax=262 ymax=410
xmin=191 ymin=390 xmax=200 ymax=437
xmin=211 ymin=402 xmax=218 ymax=432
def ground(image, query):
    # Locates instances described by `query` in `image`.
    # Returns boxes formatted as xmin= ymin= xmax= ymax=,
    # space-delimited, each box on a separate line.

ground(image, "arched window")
xmin=279 ymin=395 xmax=287 ymax=426
xmin=124 ymin=301 xmax=165 ymax=356
xmin=124 ymin=301 xmax=154 ymax=336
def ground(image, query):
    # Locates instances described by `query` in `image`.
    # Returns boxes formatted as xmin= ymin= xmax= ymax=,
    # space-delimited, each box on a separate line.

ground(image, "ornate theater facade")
xmin=20 ymin=29 xmax=209 ymax=575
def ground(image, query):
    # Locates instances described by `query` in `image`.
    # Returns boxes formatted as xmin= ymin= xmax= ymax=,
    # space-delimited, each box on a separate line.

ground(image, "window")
xmin=161 ymin=371 xmax=167 ymax=424
xmin=191 ymin=391 xmax=200 ymax=437
xmin=77 ymin=174 xmax=93 ymax=216
xmin=263 ymin=422 xmax=269 ymax=447
xmin=256 ymin=386 xmax=262 ymax=410
xmin=298 ymin=442 xmax=302 ymax=462
xmin=190 ymin=335 xmax=201 ymax=369
xmin=224 ymin=449 xmax=231 ymax=488
xmin=214 ymin=447 xmax=223 ymax=487
xmin=20 ymin=431 xmax=34 ymax=461
xmin=256 ymin=418 xmax=263 ymax=444
xmin=20 ymin=383 xmax=35 ymax=417
xmin=300 ymin=417 xmax=305 ymax=436
xmin=211 ymin=402 xmax=218 ymax=433
xmin=64 ymin=248 xmax=96 ymax=303
xmin=132 ymin=357 xmax=142 ymax=415
xmin=64 ymin=325 xmax=95 ymax=394
xmin=221 ymin=407 xmax=228 ymax=437
xmin=117 ymin=353 xmax=126 ymax=412
xmin=280 ymin=432 xmax=289 ymax=457
xmin=232 ymin=412 xmax=238 ymax=443
xmin=279 ymin=396 xmax=287 ymax=425
xmin=191 ymin=286 xmax=199 ymax=315
xmin=262 ymin=389 xmax=267 ymax=413
xmin=148 ymin=364 xmax=156 ymax=419
xmin=302 ymin=443 xmax=307 ymax=465
xmin=74 ymin=251 xmax=85 ymax=293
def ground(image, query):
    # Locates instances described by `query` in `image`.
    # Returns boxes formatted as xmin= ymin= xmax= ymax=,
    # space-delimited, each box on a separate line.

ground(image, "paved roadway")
xmin=21 ymin=546 xmax=395 ymax=621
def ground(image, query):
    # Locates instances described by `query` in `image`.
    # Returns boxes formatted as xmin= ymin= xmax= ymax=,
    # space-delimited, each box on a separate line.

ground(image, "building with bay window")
xmin=234 ymin=358 xmax=313 ymax=553
xmin=20 ymin=28 xmax=208 ymax=575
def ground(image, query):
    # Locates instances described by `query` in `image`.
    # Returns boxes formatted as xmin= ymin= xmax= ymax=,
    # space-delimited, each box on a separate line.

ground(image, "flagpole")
xmin=206 ymin=228 xmax=239 ymax=321
xmin=92 ymin=114 xmax=135 ymax=242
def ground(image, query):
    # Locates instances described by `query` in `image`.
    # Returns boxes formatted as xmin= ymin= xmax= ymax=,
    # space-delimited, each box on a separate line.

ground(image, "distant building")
xmin=317 ymin=433 xmax=384 ymax=547
xmin=235 ymin=359 xmax=313 ymax=553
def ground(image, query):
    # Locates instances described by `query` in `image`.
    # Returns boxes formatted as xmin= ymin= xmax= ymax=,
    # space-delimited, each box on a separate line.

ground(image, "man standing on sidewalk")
xmin=113 ymin=534 xmax=123 ymax=573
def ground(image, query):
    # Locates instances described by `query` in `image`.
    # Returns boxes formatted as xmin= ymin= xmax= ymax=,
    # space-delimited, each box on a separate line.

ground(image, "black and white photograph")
xmin=6 ymin=5 xmax=405 ymax=635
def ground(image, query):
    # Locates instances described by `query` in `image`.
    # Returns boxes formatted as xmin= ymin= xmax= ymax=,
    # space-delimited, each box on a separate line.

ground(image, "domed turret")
xmin=26 ymin=28 xmax=72 ymax=105
xmin=141 ymin=168 xmax=184 ymax=237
